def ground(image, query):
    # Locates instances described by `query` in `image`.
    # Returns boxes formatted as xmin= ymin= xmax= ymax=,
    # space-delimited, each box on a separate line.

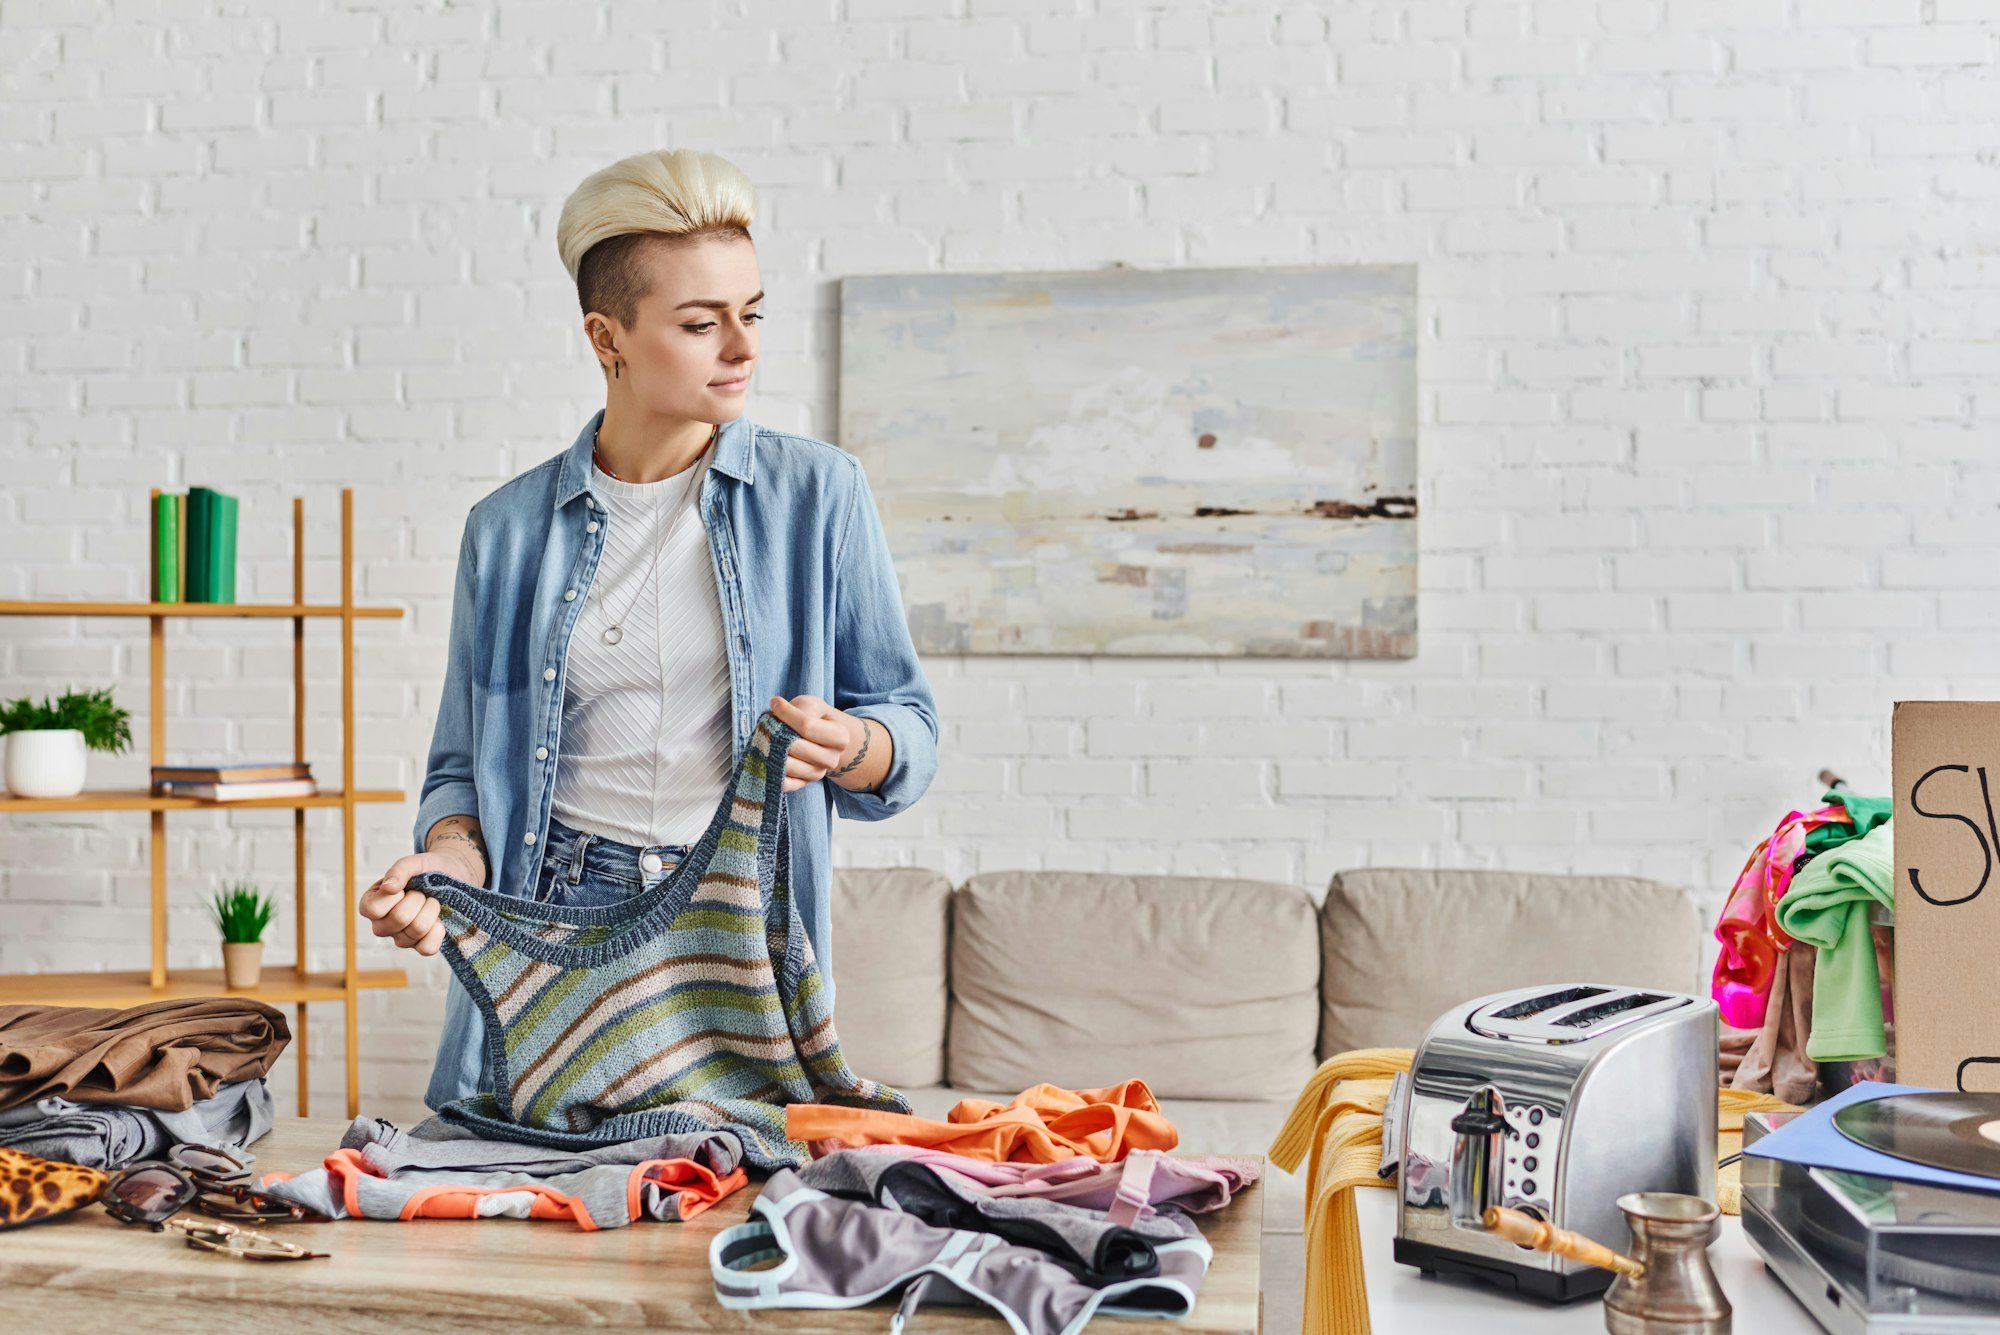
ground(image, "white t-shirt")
xmin=549 ymin=451 xmax=733 ymax=849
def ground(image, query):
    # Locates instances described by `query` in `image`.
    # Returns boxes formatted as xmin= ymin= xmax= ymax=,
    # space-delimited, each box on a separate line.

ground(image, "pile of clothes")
xmin=259 ymin=1075 xmax=1258 ymax=1332
xmin=721 ymin=1081 xmax=1257 ymax=1331
xmin=1710 ymin=787 xmax=1895 ymax=1103
xmin=0 ymin=997 xmax=284 ymax=1170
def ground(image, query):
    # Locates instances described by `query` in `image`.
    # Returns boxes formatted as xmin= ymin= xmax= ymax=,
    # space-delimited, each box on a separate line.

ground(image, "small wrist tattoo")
xmin=434 ymin=829 xmax=485 ymax=860
xmin=833 ymin=720 xmax=872 ymax=777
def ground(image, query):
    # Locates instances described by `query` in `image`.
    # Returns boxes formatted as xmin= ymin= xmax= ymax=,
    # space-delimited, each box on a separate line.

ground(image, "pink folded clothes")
xmin=851 ymin=1144 xmax=1259 ymax=1225
xmin=1711 ymin=804 xmax=1852 ymax=1030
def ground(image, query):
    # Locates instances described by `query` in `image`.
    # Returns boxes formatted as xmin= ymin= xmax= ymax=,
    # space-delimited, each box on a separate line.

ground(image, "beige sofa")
xmin=829 ymin=866 xmax=1705 ymax=1335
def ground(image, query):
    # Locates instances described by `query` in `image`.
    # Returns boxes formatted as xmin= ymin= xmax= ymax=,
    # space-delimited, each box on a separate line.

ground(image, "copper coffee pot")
xmin=1484 ymin=1193 xmax=1731 ymax=1334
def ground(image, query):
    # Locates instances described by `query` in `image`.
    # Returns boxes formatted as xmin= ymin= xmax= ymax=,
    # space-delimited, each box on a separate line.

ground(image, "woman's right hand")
xmin=359 ymin=850 xmax=481 ymax=957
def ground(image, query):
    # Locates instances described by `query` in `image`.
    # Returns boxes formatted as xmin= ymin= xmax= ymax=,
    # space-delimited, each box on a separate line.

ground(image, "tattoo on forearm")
xmin=431 ymin=823 xmax=486 ymax=864
xmin=833 ymin=720 xmax=873 ymax=777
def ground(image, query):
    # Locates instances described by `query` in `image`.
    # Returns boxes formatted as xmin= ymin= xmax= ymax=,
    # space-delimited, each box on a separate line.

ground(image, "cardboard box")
xmin=1892 ymin=701 xmax=2000 ymax=1093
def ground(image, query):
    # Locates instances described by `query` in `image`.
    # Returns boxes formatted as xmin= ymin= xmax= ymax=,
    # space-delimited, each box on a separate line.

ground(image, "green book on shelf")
xmin=175 ymin=493 xmax=187 ymax=601
xmin=186 ymin=486 xmax=214 ymax=602
xmin=152 ymin=493 xmax=179 ymax=603
xmin=215 ymin=491 xmax=237 ymax=604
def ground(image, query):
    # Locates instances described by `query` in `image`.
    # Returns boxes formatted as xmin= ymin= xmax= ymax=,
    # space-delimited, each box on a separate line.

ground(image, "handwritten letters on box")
xmin=1893 ymin=701 xmax=2000 ymax=1093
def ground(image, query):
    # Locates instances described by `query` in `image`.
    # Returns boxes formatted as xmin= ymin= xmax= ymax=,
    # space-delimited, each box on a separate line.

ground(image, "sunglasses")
xmin=104 ymin=1146 xmax=331 ymax=1229
xmin=167 ymin=1142 xmax=254 ymax=1184
xmin=165 ymin=1216 xmax=329 ymax=1262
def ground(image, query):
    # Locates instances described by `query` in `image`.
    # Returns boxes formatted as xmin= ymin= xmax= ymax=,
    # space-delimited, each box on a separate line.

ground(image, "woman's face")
xmin=604 ymin=234 xmax=761 ymax=422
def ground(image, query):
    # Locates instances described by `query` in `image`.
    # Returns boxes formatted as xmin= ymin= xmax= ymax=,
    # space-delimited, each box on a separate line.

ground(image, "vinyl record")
xmin=1832 ymin=1092 xmax=2000 ymax=1180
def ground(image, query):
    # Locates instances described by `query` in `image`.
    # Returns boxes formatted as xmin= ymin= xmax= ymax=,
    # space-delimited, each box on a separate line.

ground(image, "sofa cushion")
xmin=829 ymin=867 xmax=954 ymax=1088
xmin=947 ymin=872 xmax=1320 ymax=1102
xmin=1318 ymin=868 xmax=1703 ymax=1057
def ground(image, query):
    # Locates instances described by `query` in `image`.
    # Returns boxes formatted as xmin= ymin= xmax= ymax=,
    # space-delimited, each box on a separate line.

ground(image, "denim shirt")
xmin=413 ymin=409 xmax=939 ymax=1109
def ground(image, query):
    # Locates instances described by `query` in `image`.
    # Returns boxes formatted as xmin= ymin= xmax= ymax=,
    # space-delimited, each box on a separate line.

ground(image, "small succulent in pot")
xmin=0 ymin=687 xmax=133 ymax=799
xmin=209 ymin=882 xmax=276 ymax=989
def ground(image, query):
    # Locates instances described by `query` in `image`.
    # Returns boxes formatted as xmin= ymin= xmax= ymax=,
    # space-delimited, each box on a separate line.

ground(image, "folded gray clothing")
xmin=795 ymin=1148 xmax=1201 ymax=1286
xmin=256 ymin=1113 xmax=746 ymax=1228
xmin=0 ymin=1076 xmax=274 ymax=1169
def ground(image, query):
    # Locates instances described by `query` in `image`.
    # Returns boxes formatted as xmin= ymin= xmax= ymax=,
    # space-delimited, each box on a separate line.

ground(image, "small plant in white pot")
xmin=0 ymin=687 xmax=132 ymax=799
xmin=209 ymin=882 xmax=275 ymax=989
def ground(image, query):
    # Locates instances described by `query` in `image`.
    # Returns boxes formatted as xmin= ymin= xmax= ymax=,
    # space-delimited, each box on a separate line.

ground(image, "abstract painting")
xmin=837 ymin=264 xmax=1417 ymax=657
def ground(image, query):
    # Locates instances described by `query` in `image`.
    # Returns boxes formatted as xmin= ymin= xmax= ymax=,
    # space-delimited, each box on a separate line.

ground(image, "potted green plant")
xmin=208 ymin=882 xmax=276 ymax=988
xmin=0 ymin=687 xmax=132 ymax=799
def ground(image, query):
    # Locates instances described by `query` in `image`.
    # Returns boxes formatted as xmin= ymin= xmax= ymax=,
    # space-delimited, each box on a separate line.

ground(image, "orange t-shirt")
xmin=785 ymin=1078 xmax=1177 ymax=1164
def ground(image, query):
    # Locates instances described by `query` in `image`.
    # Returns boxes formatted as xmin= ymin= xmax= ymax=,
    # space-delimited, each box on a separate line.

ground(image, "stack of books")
xmin=152 ymin=486 xmax=240 ymax=604
xmin=150 ymin=761 xmax=317 ymax=802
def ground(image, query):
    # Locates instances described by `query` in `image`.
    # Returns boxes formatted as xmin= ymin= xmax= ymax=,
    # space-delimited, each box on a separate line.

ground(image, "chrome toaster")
xmin=1389 ymin=983 xmax=1719 ymax=1301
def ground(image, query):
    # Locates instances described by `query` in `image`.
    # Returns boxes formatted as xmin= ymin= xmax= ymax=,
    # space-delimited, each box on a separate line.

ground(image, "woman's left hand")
xmin=767 ymin=695 xmax=864 ymax=792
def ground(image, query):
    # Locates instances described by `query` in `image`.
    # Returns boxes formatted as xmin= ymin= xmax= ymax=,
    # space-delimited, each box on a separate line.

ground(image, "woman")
xmin=357 ymin=148 xmax=939 ymax=1112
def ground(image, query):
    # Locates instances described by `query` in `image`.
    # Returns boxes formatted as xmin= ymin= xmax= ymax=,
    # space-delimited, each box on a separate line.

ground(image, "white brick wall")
xmin=3 ymin=1 xmax=1994 ymax=1113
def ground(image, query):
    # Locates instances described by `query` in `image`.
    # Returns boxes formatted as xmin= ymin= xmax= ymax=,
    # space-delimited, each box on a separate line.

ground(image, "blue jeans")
xmin=422 ymin=815 xmax=691 ymax=1111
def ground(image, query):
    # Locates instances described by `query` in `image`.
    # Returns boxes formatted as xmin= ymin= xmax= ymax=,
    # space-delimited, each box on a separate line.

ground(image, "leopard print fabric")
xmin=0 ymin=1145 xmax=107 ymax=1229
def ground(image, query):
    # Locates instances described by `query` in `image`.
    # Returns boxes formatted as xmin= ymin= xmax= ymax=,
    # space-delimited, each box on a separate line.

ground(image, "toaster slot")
xmin=1490 ymin=986 xmax=1609 ymax=1020
xmin=1468 ymin=984 xmax=1697 ymax=1042
xmin=1553 ymin=991 xmax=1666 ymax=1028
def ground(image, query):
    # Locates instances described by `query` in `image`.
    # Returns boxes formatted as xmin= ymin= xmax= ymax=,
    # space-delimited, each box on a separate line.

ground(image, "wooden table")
xmin=0 ymin=1117 xmax=1266 ymax=1334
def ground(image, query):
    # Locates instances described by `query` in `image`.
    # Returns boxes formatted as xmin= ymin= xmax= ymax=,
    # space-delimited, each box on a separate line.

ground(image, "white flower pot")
xmin=4 ymin=728 xmax=88 ymax=799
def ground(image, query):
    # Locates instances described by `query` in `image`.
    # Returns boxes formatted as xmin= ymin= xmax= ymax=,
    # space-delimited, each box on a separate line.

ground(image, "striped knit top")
xmin=407 ymin=710 xmax=908 ymax=1168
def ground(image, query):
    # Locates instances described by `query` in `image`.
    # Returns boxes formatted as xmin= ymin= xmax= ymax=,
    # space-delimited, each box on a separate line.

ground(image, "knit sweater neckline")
xmin=416 ymin=712 xmax=798 ymax=971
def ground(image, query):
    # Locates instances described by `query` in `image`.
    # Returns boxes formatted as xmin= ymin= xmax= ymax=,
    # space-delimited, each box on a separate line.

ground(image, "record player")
xmin=1741 ymin=1110 xmax=2000 ymax=1333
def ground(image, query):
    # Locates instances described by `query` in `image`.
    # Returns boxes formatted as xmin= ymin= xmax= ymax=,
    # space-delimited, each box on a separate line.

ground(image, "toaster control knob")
xmin=1450 ymin=1109 xmax=1508 ymax=1137
xmin=1527 ymin=1106 xmax=1545 ymax=1126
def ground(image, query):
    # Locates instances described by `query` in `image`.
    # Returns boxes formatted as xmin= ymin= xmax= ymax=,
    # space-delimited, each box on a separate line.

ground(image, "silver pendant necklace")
xmin=592 ymin=424 xmax=716 ymax=647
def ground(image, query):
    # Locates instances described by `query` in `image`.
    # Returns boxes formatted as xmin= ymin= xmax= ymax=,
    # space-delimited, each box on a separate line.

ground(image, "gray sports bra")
xmin=711 ymin=1171 xmax=1213 ymax=1335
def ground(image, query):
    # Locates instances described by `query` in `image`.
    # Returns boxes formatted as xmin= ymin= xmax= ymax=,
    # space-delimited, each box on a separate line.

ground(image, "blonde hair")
xmin=556 ymin=148 xmax=758 ymax=326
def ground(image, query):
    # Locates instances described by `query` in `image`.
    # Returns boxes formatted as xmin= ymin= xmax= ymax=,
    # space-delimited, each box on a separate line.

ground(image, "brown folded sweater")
xmin=0 ymin=998 xmax=291 ymax=1113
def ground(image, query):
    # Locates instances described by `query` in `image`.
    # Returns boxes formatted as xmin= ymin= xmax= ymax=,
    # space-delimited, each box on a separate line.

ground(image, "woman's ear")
xmin=583 ymin=314 xmax=619 ymax=373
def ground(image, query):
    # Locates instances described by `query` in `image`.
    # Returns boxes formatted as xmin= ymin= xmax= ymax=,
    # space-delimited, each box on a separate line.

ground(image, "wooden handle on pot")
xmin=1481 ymin=1206 xmax=1646 ymax=1280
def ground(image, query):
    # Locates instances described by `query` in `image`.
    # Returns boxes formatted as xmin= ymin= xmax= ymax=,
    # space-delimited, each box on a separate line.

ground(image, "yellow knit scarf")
xmin=1267 ymin=1048 xmax=1798 ymax=1335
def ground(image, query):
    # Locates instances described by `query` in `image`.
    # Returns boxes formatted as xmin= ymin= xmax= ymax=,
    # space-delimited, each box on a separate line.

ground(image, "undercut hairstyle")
xmin=556 ymin=148 xmax=758 ymax=330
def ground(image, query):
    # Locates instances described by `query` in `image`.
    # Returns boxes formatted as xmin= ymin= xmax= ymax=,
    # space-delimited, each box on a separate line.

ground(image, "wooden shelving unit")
xmin=0 ymin=487 xmax=407 ymax=1118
